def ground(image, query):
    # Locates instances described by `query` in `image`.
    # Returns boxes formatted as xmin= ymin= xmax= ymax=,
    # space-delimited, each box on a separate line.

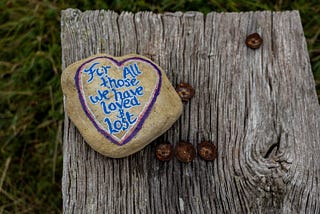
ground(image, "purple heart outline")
xmin=75 ymin=55 xmax=162 ymax=146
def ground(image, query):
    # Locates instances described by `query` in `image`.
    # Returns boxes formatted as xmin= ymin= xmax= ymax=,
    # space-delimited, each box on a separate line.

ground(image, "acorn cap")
xmin=155 ymin=143 xmax=174 ymax=161
xmin=197 ymin=141 xmax=217 ymax=161
xmin=175 ymin=141 xmax=196 ymax=162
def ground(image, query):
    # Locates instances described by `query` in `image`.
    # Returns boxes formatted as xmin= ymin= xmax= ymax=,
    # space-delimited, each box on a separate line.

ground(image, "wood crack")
xmin=264 ymin=135 xmax=280 ymax=159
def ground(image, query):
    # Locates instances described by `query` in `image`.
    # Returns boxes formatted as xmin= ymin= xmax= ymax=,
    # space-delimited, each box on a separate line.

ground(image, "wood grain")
xmin=61 ymin=10 xmax=320 ymax=213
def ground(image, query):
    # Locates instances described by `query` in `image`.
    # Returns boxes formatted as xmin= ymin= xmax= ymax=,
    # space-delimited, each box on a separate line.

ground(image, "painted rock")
xmin=61 ymin=54 xmax=183 ymax=158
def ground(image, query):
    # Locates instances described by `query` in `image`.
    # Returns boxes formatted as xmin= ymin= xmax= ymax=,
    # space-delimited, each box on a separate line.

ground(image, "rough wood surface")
xmin=61 ymin=10 xmax=320 ymax=213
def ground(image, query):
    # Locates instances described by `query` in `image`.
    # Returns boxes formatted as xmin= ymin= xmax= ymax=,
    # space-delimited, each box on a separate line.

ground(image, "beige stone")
xmin=61 ymin=54 xmax=183 ymax=158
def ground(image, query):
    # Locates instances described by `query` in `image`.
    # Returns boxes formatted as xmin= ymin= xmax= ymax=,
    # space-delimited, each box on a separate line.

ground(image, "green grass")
xmin=0 ymin=0 xmax=319 ymax=213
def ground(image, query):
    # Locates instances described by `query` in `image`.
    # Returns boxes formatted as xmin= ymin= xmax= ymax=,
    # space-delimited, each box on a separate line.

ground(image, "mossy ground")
xmin=0 ymin=0 xmax=319 ymax=213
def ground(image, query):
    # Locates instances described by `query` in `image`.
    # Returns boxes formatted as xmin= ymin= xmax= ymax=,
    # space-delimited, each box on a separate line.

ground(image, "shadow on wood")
xmin=61 ymin=10 xmax=320 ymax=213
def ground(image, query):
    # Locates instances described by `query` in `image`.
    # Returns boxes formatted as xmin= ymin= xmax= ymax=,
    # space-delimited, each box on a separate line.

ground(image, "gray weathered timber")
xmin=61 ymin=10 xmax=320 ymax=213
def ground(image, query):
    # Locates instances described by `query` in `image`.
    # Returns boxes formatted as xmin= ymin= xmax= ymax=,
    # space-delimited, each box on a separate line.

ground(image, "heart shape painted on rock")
xmin=74 ymin=56 xmax=162 ymax=146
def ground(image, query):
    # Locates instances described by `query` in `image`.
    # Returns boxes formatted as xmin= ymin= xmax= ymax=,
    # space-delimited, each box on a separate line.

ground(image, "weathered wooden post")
xmin=61 ymin=10 xmax=320 ymax=213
